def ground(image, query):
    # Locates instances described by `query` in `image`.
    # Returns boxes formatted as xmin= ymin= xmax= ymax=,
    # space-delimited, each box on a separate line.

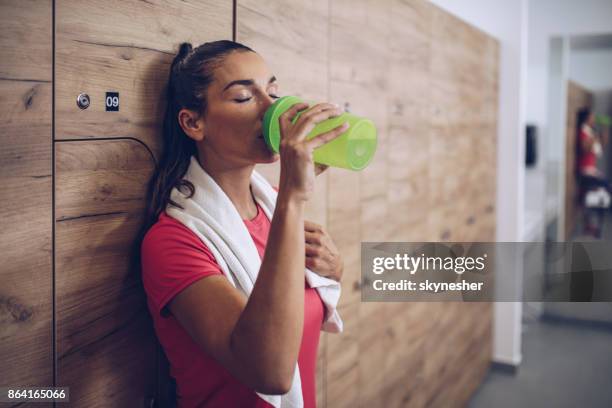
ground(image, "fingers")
xmin=305 ymin=257 xmax=327 ymax=276
xmin=304 ymin=220 xmax=323 ymax=233
xmin=305 ymin=242 xmax=324 ymax=257
xmin=305 ymin=230 xmax=323 ymax=245
xmin=298 ymin=103 xmax=341 ymax=122
xmin=293 ymin=105 xmax=343 ymax=136
xmin=306 ymin=121 xmax=349 ymax=150
xmin=279 ymin=102 xmax=310 ymax=128
xmin=280 ymin=101 xmax=338 ymax=128
xmin=306 ymin=243 xmax=334 ymax=265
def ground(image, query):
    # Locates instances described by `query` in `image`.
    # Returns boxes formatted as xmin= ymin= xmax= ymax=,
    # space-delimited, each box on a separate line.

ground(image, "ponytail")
xmin=142 ymin=40 xmax=254 ymax=232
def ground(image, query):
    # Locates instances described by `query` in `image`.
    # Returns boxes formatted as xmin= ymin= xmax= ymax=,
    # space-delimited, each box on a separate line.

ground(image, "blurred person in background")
xmin=576 ymin=107 xmax=611 ymax=236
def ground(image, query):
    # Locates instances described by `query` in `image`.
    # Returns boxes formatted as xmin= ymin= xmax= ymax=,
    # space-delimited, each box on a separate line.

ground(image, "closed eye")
xmin=234 ymin=94 xmax=281 ymax=103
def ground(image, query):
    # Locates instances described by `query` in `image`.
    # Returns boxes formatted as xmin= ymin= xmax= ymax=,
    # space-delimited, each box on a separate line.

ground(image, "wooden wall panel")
xmin=53 ymin=2 xmax=233 ymax=405
xmin=0 ymin=0 xmax=53 ymax=398
xmin=565 ymin=80 xmax=593 ymax=239
xmin=324 ymin=1 xmax=496 ymax=407
xmin=237 ymin=0 xmax=330 ymax=227
xmin=327 ymin=0 xmax=392 ymax=406
xmin=236 ymin=1 xmax=330 ymax=405
xmin=224 ymin=0 xmax=497 ymax=406
xmin=55 ymin=139 xmax=157 ymax=406
xmin=388 ymin=0 xmax=433 ymax=243
xmin=55 ymin=0 xmax=232 ymax=155
xmin=422 ymin=5 xmax=496 ymax=408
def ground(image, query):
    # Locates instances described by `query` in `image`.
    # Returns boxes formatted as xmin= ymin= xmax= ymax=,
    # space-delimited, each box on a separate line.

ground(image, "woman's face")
xmin=588 ymin=113 xmax=596 ymax=126
xmin=200 ymin=50 xmax=281 ymax=166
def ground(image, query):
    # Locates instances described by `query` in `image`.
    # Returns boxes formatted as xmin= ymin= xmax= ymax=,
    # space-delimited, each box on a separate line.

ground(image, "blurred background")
xmin=0 ymin=0 xmax=610 ymax=407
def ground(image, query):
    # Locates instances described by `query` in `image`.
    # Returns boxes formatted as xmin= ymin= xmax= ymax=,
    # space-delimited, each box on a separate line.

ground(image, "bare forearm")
xmin=230 ymin=190 xmax=305 ymax=386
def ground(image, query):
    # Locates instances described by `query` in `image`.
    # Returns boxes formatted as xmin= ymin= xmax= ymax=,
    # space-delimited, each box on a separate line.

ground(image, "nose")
xmin=259 ymin=93 xmax=275 ymax=118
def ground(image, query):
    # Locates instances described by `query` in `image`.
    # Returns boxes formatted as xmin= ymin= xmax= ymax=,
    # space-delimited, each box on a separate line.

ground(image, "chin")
xmin=259 ymin=152 xmax=280 ymax=164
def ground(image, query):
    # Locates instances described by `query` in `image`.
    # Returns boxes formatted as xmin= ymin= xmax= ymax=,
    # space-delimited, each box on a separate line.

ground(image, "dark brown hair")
xmin=130 ymin=41 xmax=255 ymax=282
xmin=143 ymin=40 xmax=255 ymax=231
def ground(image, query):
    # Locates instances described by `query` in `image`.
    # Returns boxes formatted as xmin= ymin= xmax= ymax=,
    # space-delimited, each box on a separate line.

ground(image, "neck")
xmin=196 ymin=147 xmax=258 ymax=220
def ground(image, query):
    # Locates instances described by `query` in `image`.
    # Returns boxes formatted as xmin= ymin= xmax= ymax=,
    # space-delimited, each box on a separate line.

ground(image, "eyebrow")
xmin=222 ymin=75 xmax=277 ymax=92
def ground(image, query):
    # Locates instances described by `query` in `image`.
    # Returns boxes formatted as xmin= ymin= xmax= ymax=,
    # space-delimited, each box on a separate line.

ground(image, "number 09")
xmin=106 ymin=96 xmax=119 ymax=107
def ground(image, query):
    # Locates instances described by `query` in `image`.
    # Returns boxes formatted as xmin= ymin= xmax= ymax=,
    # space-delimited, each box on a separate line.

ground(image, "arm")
xmin=168 ymin=102 xmax=346 ymax=395
xmin=168 ymin=192 xmax=306 ymax=394
xmin=581 ymin=130 xmax=595 ymax=152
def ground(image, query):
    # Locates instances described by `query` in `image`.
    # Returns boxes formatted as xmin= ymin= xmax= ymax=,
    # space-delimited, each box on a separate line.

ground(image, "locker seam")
xmin=232 ymin=0 xmax=236 ymax=41
xmin=55 ymin=137 xmax=158 ymax=166
xmin=51 ymin=0 xmax=57 ymax=405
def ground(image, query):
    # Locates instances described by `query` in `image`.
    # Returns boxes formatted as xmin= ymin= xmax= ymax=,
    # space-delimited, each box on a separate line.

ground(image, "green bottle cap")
xmin=262 ymin=95 xmax=304 ymax=153
xmin=262 ymin=95 xmax=378 ymax=171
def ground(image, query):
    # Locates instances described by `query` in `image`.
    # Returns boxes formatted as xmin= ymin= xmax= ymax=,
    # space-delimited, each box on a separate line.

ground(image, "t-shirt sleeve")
xmin=141 ymin=219 xmax=223 ymax=318
xmin=580 ymin=129 xmax=589 ymax=142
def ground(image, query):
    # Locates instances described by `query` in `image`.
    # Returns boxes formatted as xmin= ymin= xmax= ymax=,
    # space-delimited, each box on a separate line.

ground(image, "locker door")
xmin=388 ymin=0 xmax=433 ymax=244
xmin=55 ymin=139 xmax=158 ymax=406
xmin=54 ymin=1 xmax=232 ymax=405
xmin=422 ymin=5 xmax=496 ymax=407
xmin=0 ymin=1 xmax=53 ymax=403
xmin=236 ymin=1 xmax=330 ymax=405
xmin=327 ymin=0 xmax=386 ymax=405
xmin=236 ymin=0 xmax=330 ymax=227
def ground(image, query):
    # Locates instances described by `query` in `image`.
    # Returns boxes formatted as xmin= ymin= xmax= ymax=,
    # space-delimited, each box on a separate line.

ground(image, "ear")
xmin=178 ymin=108 xmax=206 ymax=142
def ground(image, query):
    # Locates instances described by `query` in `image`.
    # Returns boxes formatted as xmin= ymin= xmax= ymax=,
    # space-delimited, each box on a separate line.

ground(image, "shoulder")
xmin=141 ymin=211 xmax=223 ymax=315
xmin=141 ymin=211 xmax=221 ymax=283
xmin=581 ymin=125 xmax=594 ymax=138
xmin=142 ymin=211 xmax=209 ymax=255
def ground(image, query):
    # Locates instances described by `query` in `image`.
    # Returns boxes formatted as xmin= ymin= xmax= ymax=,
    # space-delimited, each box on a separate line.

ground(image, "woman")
xmin=577 ymin=108 xmax=607 ymax=183
xmin=140 ymin=40 xmax=345 ymax=407
xmin=576 ymin=108 xmax=611 ymax=236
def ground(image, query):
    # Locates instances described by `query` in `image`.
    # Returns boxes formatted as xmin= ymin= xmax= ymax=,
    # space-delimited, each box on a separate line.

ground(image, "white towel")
xmin=166 ymin=155 xmax=343 ymax=408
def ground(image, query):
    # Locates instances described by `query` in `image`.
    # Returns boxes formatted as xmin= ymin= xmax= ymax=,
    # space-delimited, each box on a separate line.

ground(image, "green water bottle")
xmin=596 ymin=114 xmax=611 ymax=127
xmin=262 ymin=95 xmax=377 ymax=171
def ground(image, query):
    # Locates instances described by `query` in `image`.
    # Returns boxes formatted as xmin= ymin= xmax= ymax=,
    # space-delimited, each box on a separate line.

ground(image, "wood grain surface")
xmin=0 ymin=1 xmax=53 ymax=402
xmin=53 ymin=2 xmax=232 ymax=405
xmin=565 ymin=80 xmax=593 ymax=239
xmin=55 ymin=139 xmax=158 ymax=406
xmin=236 ymin=3 xmax=331 ymax=404
xmin=55 ymin=0 xmax=232 ymax=156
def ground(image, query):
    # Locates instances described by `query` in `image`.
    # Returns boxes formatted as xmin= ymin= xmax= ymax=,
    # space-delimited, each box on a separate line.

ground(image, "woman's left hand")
xmin=304 ymin=220 xmax=343 ymax=282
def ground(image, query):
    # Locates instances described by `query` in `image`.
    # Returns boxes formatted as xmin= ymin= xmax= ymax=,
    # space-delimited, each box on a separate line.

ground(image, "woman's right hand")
xmin=277 ymin=102 xmax=348 ymax=202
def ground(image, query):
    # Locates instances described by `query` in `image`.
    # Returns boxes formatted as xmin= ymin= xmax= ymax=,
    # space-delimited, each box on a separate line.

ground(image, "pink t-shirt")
xmin=141 ymin=200 xmax=324 ymax=407
xmin=579 ymin=127 xmax=598 ymax=175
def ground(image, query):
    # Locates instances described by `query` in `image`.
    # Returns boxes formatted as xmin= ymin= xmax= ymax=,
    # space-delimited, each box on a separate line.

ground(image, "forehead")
xmin=212 ymin=51 xmax=272 ymax=87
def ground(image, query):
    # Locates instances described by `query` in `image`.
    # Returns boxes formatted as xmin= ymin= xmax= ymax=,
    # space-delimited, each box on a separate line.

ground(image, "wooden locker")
xmin=421 ymin=5 xmax=497 ymax=408
xmin=0 ymin=0 xmax=53 ymax=401
xmin=55 ymin=0 xmax=231 ymax=155
xmin=236 ymin=0 xmax=330 ymax=227
xmin=54 ymin=1 xmax=232 ymax=405
xmin=236 ymin=2 xmax=331 ymax=405
xmin=328 ymin=0 xmax=388 ymax=406
xmin=388 ymin=0 xmax=433 ymax=243
xmin=55 ymin=140 xmax=158 ymax=406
